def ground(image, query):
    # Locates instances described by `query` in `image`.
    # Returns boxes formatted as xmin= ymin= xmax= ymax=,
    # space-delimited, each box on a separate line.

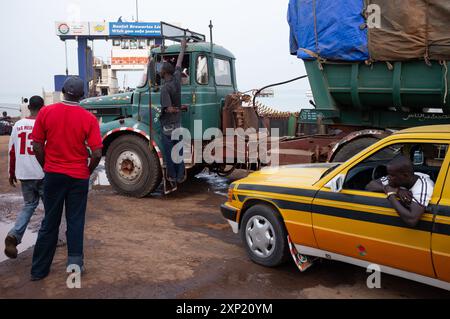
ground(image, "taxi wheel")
xmin=240 ymin=204 xmax=290 ymax=267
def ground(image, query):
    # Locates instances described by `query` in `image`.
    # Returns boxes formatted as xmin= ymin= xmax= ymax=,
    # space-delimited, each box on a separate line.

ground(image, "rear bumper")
xmin=221 ymin=203 xmax=239 ymax=234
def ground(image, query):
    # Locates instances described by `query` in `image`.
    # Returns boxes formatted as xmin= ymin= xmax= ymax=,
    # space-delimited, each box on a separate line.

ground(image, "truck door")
xmin=191 ymin=54 xmax=217 ymax=134
xmin=211 ymin=56 xmax=236 ymax=130
xmin=179 ymin=53 xmax=193 ymax=129
xmin=312 ymin=141 xmax=449 ymax=278
xmin=431 ymin=145 xmax=450 ymax=283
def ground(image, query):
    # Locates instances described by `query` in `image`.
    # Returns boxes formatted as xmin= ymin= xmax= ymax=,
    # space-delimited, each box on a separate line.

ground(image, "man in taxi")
xmin=366 ymin=156 xmax=434 ymax=227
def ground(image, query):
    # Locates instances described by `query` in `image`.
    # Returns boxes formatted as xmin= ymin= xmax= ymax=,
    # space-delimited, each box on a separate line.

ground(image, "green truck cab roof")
xmin=152 ymin=42 xmax=235 ymax=59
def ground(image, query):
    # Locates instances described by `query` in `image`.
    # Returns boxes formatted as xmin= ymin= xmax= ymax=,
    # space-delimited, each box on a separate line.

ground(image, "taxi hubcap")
xmin=116 ymin=151 xmax=143 ymax=182
xmin=245 ymin=215 xmax=275 ymax=258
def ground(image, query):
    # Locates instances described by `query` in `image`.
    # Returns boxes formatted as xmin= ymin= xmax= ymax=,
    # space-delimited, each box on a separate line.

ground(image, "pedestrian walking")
xmin=30 ymin=76 xmax=103 ymax=280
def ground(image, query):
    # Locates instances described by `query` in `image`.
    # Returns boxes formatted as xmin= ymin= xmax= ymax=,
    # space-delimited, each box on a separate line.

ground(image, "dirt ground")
xmin=0 ymin=135 xmax=449 ymax=299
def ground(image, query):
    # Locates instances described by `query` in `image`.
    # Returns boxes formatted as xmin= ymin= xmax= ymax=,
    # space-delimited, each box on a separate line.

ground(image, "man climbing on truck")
xmin=159 ymin=39 xmax=187 ymax=192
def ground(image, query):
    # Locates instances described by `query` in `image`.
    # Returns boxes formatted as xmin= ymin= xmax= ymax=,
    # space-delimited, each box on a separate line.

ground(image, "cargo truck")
xmin=81 ymin=5 xmax=450 ymax=197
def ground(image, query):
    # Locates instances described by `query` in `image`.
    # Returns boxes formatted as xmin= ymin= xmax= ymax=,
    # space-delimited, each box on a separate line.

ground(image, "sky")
xmin=0 ymin=0 xmax=310 ymax=111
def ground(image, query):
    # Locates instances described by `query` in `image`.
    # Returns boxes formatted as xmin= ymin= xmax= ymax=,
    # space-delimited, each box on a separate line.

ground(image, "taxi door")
xmin=431 ymin=149 xmax=450 ymax=282
xmin=311 ymin=140 xmax=447 ymax=277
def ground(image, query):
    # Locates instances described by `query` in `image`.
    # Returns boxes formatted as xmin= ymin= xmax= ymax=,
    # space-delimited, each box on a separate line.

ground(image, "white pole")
xmin=135 ymin=0 xmax=139 ymax=22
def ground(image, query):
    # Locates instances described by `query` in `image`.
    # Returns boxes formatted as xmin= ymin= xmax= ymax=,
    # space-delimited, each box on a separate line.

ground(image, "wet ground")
xmin=0 ymin=135 xmax=449 ymax=298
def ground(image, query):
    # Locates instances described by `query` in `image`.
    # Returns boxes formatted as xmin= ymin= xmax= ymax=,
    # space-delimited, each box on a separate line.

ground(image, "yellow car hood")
xmin=240 ymin=163 xmax=339 ymax=187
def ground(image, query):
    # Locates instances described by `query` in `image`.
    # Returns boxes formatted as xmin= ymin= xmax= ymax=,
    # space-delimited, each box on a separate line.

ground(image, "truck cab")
xmin=82 ymin=42 xmax=237 ymax=134
xmin=80 ymin=42 xmax=238 ymax=197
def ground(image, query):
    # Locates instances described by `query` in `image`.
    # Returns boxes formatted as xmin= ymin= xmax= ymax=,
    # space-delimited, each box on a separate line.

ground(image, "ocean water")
xmin=0 ymin=93 xmax=30 ymax=117
xmin=0 ymin=104 xmax=20 ymax=117
xmin=255 ymin=88 xmax=313 ymax=113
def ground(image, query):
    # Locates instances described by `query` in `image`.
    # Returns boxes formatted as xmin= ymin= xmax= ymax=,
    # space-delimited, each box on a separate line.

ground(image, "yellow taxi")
xmin=221 ymin=125 xmax=450 ymax=290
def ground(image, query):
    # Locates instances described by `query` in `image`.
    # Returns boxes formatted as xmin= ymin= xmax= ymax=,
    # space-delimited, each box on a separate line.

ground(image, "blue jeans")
xmin=31 ymin=173 xmax=89 ymax=278
xmin=161 ymin=131 xmax=185 ymax=182
xmin=8 ymin=180 xmax=44 ymax=244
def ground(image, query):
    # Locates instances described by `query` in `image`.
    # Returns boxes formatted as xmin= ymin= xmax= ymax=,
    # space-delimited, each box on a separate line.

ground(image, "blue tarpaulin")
xmin=288 ymin=0 xmax=369 ymax=61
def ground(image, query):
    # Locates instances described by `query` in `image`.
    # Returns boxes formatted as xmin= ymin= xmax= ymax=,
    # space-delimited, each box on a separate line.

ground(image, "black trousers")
xmin=31 ymin=172 xmax=89 ymax=278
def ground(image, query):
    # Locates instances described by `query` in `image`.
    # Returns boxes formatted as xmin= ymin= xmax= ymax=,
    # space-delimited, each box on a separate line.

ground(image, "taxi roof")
xmin=394 ymin=124 xmax=450 ymax=135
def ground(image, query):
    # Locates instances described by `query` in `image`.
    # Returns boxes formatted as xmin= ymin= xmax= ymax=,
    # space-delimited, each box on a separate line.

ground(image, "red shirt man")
xmin=31 ymin=101 xmax=103 ymax=179
xmin=30 ymin=76 xmax=103 ymax=281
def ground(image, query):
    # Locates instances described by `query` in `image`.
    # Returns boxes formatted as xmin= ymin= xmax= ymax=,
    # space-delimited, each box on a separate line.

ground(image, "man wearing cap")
xmin=30 ymin=76 xmax=103 ymax=280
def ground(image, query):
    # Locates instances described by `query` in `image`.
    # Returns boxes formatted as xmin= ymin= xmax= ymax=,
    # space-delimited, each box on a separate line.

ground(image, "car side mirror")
xmin=325 ymin=174 xmax=345 ymax=193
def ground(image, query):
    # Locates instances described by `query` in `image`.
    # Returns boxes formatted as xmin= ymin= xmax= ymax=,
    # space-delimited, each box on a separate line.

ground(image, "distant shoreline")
xmin=0 ymin=103 xmax=20 ymax=117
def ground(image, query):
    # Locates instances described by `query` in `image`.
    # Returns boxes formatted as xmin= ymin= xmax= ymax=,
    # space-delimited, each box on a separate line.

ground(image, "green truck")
xmin=81 ymin=24 xmax=450 ymax=197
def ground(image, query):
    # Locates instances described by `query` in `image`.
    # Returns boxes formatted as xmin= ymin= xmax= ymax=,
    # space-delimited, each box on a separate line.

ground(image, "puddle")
xmin=0 ymin=192 xmax=43 ymax=263
xmin=0 ymin=193 xmax=24 ymax=206
xmin=89 ymin=159 xmax=235 ymax=197
xmin=91 ymin=159 xmax=110 ymax=187
xmin=0 ymin=221 xmax=37 ymax=263
xmin=195 ymin=171 xmax=230 ymax=197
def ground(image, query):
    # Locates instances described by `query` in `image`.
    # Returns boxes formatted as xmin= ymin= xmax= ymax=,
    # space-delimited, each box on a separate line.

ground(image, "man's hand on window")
xmin=397 ymin=188 xmax=413 ymax=205
xmin=383 ymin=184 xmax=398 ymax=195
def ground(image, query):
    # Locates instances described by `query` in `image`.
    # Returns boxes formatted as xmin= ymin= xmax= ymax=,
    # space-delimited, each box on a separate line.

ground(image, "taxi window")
xmin=344 ymin=143 xmax=448 ymax=191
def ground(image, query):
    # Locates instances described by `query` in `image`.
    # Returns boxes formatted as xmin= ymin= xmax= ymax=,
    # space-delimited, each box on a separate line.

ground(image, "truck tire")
xmin=240 ymin=204 xmax=290 ymax=267
xmin=105 ymin=135 xmax=162 ymax=198
xmin=332 ymin=137 xmax=379 ymax=162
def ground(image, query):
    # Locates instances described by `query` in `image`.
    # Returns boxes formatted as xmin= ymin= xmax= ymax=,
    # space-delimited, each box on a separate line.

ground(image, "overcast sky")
xmin=0 ymin=0 xmax=310 ymax=109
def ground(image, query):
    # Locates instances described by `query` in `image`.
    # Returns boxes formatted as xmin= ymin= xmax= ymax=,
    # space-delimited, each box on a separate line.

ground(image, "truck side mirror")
xmin=325 ymin=174 xmax=345 ymax=193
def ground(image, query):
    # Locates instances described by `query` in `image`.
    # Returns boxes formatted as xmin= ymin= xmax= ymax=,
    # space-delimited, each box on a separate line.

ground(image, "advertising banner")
xmin=109 ymin=22 xmax=161 ymax=37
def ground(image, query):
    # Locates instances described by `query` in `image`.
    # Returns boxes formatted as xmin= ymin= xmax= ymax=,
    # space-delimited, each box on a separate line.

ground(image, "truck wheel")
xmin=105 ymin=135 xmax=162 ymax=198
xmin=240 ymin=204 xmax=290 ymax=267
xmin=332 ymin=137 xmax=379 ymax=162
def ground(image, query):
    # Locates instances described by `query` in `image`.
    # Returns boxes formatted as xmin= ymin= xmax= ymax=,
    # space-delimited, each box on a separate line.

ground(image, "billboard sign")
xmin=89 ymin=21 xmax=109 ymax=36
xmin=56 ymin=21 xmax=162 ymax=38
xmin=55 ymin=21 xmax=89 ymax=36
xmin=109 ymin=22 xmax=161 ymax=37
